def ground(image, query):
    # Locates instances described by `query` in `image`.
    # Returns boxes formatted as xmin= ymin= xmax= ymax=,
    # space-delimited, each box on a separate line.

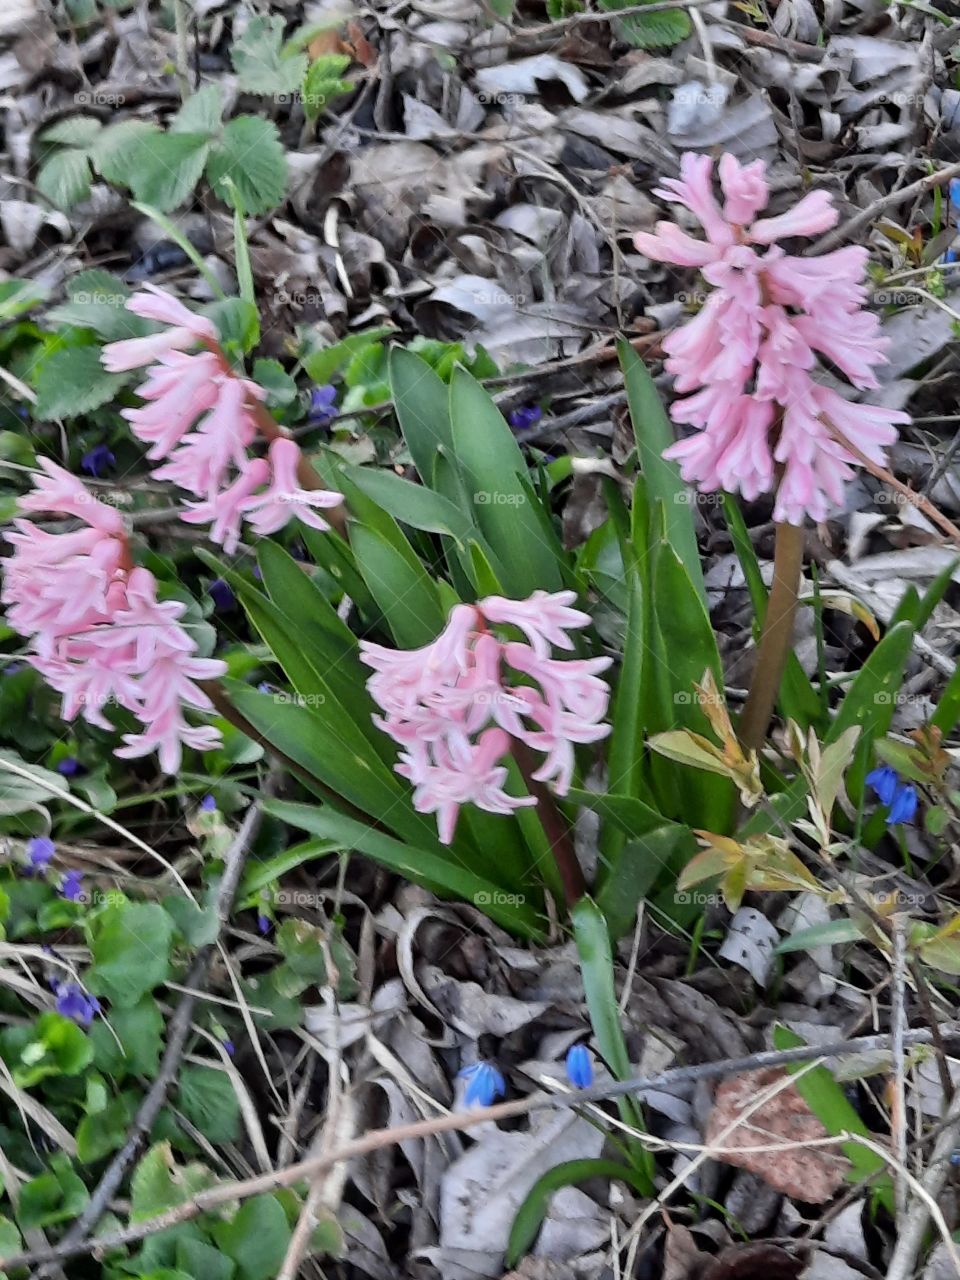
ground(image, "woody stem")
xmin=511 ymin=738 xmax=587 ymax=910
xmin=738 ymin=520 xmax=805 ymax=753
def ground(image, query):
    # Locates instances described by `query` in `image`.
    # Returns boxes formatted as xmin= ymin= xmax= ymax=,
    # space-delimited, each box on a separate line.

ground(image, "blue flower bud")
xmin=866 ymin=765 xmax=898 ymax=806
xmin=565 ymin=1043 xmax=593 ymax=1089
xmin=458 ymin=1060 xmax=506 ymax=1108
xmin=887 ymin=784 xmax=918 ymax=825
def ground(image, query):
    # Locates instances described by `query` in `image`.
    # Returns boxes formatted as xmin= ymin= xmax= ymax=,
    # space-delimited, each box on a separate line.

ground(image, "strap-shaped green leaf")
xmin=265 ymin=800 xmax=546 ymax=939
xmin=448 ymin=367 xmax=564 ymax=597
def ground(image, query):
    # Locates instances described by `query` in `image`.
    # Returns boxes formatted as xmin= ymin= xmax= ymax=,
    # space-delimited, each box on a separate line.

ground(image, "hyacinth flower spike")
xmin=635 ymin=153 xmax=910 ymax=748
xmin=360 ymin=590 xmax=612 ymax=905
xmin=101 ymin=285 xmax=345 ymax=548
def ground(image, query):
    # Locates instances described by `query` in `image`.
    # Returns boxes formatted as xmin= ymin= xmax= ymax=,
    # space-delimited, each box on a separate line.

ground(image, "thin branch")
xmin=29 ymin=797 xmax=265 ymax=1280
xmin=7 ymin=1023 xmax=957 ymax=1273
xmin=810 ymin=161 xmax=960 ymax=255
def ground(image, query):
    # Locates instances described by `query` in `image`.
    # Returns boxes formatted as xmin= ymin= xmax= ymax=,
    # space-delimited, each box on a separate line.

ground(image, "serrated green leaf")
xmin=206 ymin=116 xmax=286 ymax=215
xmin=87 ymin=902 xmax=175 ymax=1007
xmin=41 ymin=116 xmax=103 ymax=147
xmin=171 ymin=83 xmax=223 ymax=135
xmin=33 ymin=345 xmax=128 ymax=421
xmin=231 ymin=16 xmax=308 ymax=96
xmin=47 ymin=268 xmax=150 ymax=342
xmin=128 ymin=131 xmax=209 ymax=212
xmin=602 ymin=0 xmax=691 ymax=45
xmin=302 ymin=54 xmax=353 ymax=121
xmin=91 ymin=119 xmax=161 ymax=186
xmin=36 ymin=148 xmax=92 ymax=210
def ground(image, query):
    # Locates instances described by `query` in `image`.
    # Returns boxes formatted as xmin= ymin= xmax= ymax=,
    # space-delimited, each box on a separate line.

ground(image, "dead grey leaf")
xmin=439 ymin=1111 xmax=604 ymax=1259
xmin=719 ymin=908 xmax=780 ymax=987
xmin=475 ymin=55 xmax=590 ymax=103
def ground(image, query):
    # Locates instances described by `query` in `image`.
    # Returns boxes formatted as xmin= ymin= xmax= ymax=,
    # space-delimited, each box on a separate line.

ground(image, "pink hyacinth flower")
xmin=125 ymin=283 xmax=218 ymax=339
xmin=103 ymin=286 xmax=342 ymax=548
xmin=181 ymin=459 xmax=271 ymax=554
xmin=634 ymin=152 xmax=909 ymax=524
xmin=360 ymin=593 xmax=611 ymax=844
xmin=2 ymin=469 xmax=227 ymax=772
xmin=241 ymin=438 xmax=345 ymax=536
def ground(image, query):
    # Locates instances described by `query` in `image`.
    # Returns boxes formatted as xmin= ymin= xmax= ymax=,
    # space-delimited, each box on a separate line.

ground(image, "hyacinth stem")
xmin=511 ymin=739 xmax=587 ymax=910
xmin=738 ymin=520 xmax=805 ymax=753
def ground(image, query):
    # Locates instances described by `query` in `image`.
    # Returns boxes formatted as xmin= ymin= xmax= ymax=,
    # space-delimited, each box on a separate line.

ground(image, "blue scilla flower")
xmin=943 ymin=247 xmax=959 ymax=265
xmin=887 ymin=784 xmax=918 ymax=826
xmin=950 ymin=177 xmax=960 ymax=211
xmin=565 ymin=1044 xmax=593 ymax=1089
xmin=866 ymin=765 xmax=899 ymax=807
xmin=56 ymin=757 xmax=82 ymax=777
xmin=200 ymin=794 xmax=217 ymax=812
xmin=458 ymin=1060 xmax=506 ymax=1108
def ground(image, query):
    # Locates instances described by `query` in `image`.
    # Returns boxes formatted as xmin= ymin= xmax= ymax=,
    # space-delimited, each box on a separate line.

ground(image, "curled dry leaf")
xmin=705 ymin=1069 xmax=850 ymax=1203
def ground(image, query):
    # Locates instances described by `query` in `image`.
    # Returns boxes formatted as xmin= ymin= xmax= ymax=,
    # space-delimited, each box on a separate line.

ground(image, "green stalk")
xmin=511 ymin=739 xmax=586 ymax=910
xmin=738 ymin=520 xmax=804 ymax=752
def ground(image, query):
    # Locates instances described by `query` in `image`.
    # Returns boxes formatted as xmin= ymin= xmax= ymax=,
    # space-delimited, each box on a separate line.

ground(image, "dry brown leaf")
xmin=702 ymin=1242 xmax=803 ymax=1280
xmin=663 ymin=1223 xmax=711 ymax=1280
xmin=705 ymin=1069 xmax=849 ymax=1203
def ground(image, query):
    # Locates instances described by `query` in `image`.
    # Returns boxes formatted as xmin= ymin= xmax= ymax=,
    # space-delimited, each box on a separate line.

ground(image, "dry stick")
xmin=29 ymin=799 xmax=265 ymax=1280
xmin=8 ymin=1024 xmax=958 ymax=1274
xmin=809 ymin=161 xmax=960 ymax=256
xmin=738 ymin=521 xmax=806 ymax=752
xmin=886 ymin=1080 xmax=960 ymax=1280
xmin=822 ymin=418 xmax=960 ymax=546
xmin=891 ymin=916 xmax=909 ymax=1223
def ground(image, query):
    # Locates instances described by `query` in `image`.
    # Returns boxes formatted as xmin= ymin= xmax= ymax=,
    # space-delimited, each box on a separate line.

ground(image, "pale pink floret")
xmin=103 ymin=288 xmax=341 ymax=546
xmin=360 ymin=594 xmax=610 ymax=844
xmin=634 ymin=152 xmax=908 ymax=523
xmin=241 ymin=438 xmax=345 ymax=537
xmin=398 ymin=728 xmax=536 ymax=845
xmin=181 ymin=460 xmax=271 ymax=554
xmin=2 ymin=474 xmax=226 ymax=773
xmin=125 ymin=283 xmax=218 ymax=339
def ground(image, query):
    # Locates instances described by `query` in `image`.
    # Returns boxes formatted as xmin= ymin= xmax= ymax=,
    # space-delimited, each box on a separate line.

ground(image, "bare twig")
xmin=885 ymin=1082 xmax=960 ymax=1280
xmin=809 ymin=161 xmax=960 ymax=255
xmin=29 ymin=798 xmax=266 ymax=1280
